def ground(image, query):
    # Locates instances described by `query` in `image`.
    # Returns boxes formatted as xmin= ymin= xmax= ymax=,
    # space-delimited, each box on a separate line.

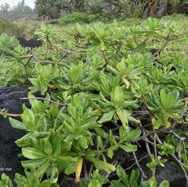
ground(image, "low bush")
xmin=58 ymin=12 xmax=89 ymax=25
xmin=0 ymin=16 xmax=188 ymax=186
xmin=0 ymin=19 xmax=25 ymax=36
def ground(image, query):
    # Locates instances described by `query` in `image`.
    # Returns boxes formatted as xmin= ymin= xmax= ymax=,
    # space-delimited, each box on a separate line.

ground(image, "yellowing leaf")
xmin=122 ymin=78 xmax=130 ymax=89
xmin=100 ymin=41 xmax=105 ymax=51
xmin=75 ymin=157 xmax=83 ymax=182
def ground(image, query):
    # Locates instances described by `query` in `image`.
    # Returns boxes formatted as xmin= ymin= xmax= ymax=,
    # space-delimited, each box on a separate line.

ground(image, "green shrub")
xmin=58 ymin=12 xmax=89 ymax=25
xmin=0 ymin=16 xmax=188 ymax=186
xmin=0 ymin=19 xmax=25 ymax=36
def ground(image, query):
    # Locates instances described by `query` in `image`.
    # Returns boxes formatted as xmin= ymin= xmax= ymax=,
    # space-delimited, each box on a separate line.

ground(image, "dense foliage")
xmin=0 ymin=15 xmax=188 ymax=186
xmin=34 ymin=0 xmax=188 ymax=20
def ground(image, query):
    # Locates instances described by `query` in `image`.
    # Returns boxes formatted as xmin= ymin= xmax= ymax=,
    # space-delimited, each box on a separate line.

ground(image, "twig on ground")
xmin=156 ymin=134 xmax=188 ymax=186
xmin=149 ymin=32 xmax=171 ymax=58
xmin=138 ymin=123 xmax=152 ymax=157
xmin=125 ymin=155 xmax=149 ymax=171
xmin=133 ymin=152 xmax=147 ymax=182
xmin=21 ymin=97 xmax=66 ymax=107
xmin=171 ymin=154 xmax=188 ymax=186
xmin=30 ymin=51 xmax=65 ymax=65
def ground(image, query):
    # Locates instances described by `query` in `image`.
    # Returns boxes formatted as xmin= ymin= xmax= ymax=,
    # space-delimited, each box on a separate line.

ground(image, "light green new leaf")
xmin=119 ymin=127 xmax=141 ymax=142
xmin=152 ymin=117 xmax=163 ymax=129
xmin=159 ymin=180 xmax=169 ymax=187
xmin=100 ymin=41 xmax=105 ymax=51
xmin=97 ymin=136 xmax=104 ymax=150
xmin=116 ymin=58 xmax=126 ymax=73
xmin=88 ymin=180 xmax=101 ymax=187
xmin=119 ymin=143 xmax=137 ymax=153
xmin=78 ymin=136 xmax=88 ymax=149
xmin=86 ymin=157 xmax=115 ymax=173
xmin=70 ymin=65 xmax=82 ymax=84
xmin=21 ymin=158 xmax=46 ymax=168
xmin=116 ymin=165 xmax=129 ymax=185
xmin=21 ymin=105 xmax=35 ymax=126
xmin=107 ymin=148 xmax=114 ymax=159
xmin=116 ymin=108 xmax=128 ymax=129
xmin=126 ymin=129 xmax=141 ymax=141
xmin=130 ymin=169 xmax=139 ymax=186
xmin=72 ymin=94 xmax=80 ymax=108
xmin=109 ymin=129 xmax=117 ymax=146
xmin=98 ymin=111 xmax=114 ymax=124
xmin=160 ymin=89 xmax=170 ymax=110
xmin=9 ymin=117 xmax=27 ymax=131
xmin=111 ymin=86 xmax=124 ymax=105
xmin=149 ymin=177 xmax=157 ymax=187
xmin=40 ymin=22 xmax=47 ymax=31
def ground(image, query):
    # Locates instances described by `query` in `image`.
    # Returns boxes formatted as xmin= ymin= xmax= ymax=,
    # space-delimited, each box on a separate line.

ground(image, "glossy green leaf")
xmin=22 ymin=147 xmax=46 ymax=159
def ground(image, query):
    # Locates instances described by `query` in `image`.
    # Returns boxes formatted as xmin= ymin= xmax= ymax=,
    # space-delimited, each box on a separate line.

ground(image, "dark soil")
xmin=0 ymin=87 xmax=29 ymax=179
